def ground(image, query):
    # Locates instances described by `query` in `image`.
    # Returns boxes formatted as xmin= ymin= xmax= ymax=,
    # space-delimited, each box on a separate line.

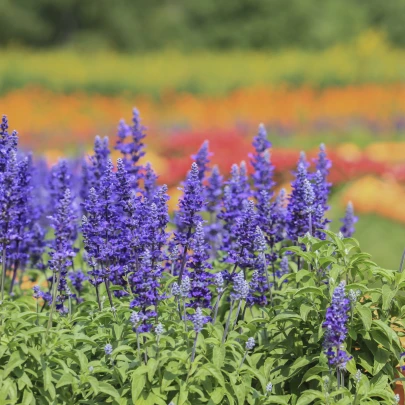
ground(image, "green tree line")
xmin=1 ymin=0 xmax=405 ymax=51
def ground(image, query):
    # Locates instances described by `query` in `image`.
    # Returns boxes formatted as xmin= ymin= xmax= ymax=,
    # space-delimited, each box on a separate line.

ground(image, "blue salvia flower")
xmin=180 ymin=275 xmax=191 ymax=298
xmin=28 ymin=223 xmax=47 ymax=272
xmin=48 ymin=159 xmax=72 ymax=213
xmin=82 ymin=189 xmax=104 ymax=286
xmin=115 ymin=108 xmax=146 ymax=190
xmin=187 ymin=221 xmax=212 ymax=309
xmin=68 ymin=271 xmax=88 ymax=293
xmin=8 ymin=155 xmax=37 ymax=293
xmin=322 ymin=282 xmax=352 ymax=370
xmin=340 ymin=201 xmax=358 ymax=238
xmin=278 ymin=255 xmax=289 ymax=278
xmin=192 ymin=307 xmax=205 ymax=333
xmin=254 ymin=226 xmax=267 ymax=253
xmin=129 ymin=249 xmax=162 ymax=332
xmin=206 ymin=165 xmax=223 ymax=215
xmin=116 ymin=158 xmax=132 ymax=205
xmin=226 ymin=200 xmax=257 ymax=271
xmin=214 ymin=272 xmax=224 ymax=294
xmin=219 ymin=163 xmax=252 ymax=252
xmin=174 ymin=162 xmax=205 ymax=281
xmin=143 ymin=162 xmax=158 ymax=202
xmin=155 ymin=322 xmax=164 ymax=336
xmin=32 ymin=285 xmax=42 ymax=299
xmin=0 ymin=115 xmax=18 ymax=172
xmin=314 ymin=143 xmax=332 ymax=189
xmin=245 ymin=337 xmax=255 ymax=350
xmin=205 ymin=165 xmax=223 ymax=250
xmin=298 ymin=151 xmax=310 ymax=170
xmin=104 ymin=344 xmax=113 ymax=356
xmin=192 ymin=140 xmax=212 ymax=182
xmin=91 ymin=136 xmax=110 ymax=188
xmin=230 ymin=272 xmax=249 ymax=301
xmin=171 ymin=282 xmax=181 ymax=297
xmin=250 ymin=124 xmax=275 ymax=205
xmin=247 ymin=268 xmax=268 ymax=306
xmin=312 ymin=170 xmax=331 ymax=239
xmin=266 ymin=383 xmax=273 ymax=393
xmin=257 ymin=188 xmax=287 ymax=269
xmin=0 ymin=150 xmax=19 ymax=245
xmin=287 ymin=162 xmax=315 ymax=241
xmin=48 ymin=188 xmax=77 ymax=308
xmin=175 ymin=162 xmax=205 ymax=243
xmin=239 ymin=161 xmax=252 ymax=200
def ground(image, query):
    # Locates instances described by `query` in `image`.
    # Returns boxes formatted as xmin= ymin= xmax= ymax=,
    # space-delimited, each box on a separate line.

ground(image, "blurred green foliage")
xmin=1 ymin=0 xmax=405 ymax=51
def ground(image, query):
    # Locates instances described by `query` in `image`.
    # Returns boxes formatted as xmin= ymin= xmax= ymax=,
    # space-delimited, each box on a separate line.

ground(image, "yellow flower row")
xmin=1 ymin=31 xmax=404 ymax=95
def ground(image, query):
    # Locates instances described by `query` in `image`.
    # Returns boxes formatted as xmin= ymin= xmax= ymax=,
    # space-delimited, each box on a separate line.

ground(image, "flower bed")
xmin=0 ymin=111 xmax=403 ymax=404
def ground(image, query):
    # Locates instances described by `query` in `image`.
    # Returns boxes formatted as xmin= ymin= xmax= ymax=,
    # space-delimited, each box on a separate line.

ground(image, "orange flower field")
xmin=1 ymin=84 xmax=405 ymax=224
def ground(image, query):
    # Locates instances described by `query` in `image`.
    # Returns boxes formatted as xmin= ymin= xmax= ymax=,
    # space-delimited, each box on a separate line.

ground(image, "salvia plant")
xmin=0 ymin=110 xmax=403 ymax=405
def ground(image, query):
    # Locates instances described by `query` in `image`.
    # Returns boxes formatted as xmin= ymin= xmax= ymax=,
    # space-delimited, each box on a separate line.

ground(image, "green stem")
xmin=222 ymin=300 xmax=234 ymax=344
xmin=47 ymin=270 xmax=61 ymax=335
xmin=191 ymin=333 xmax=198 ymax=362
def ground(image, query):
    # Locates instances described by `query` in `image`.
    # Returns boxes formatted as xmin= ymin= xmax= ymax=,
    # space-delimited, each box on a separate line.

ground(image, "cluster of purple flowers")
xmin=0 ymin=108 xmax=358 ymax=347
xmin=322 ymin=282 xmax=352 ymax=370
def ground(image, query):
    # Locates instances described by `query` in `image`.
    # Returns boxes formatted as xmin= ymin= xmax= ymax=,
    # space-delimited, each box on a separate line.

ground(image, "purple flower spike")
xmin=340 ymin=201 xmax=358 ymax=238
xmin=187 ymin=221 xmax=212 ymax=309
xmin=250 ymin=123 xmax=275 ymax=206
xmin=115 ymin=108 xmax=146 ymax=190
xmin=192 ymin=140 xmax=212 ymax=182
xmin=323 ymin=282 xmax=352 ymax=370
xmin=231 ymin=272 xmax=249 ymax=301
xmin=287 ymin=162 xmax=314 ymax=241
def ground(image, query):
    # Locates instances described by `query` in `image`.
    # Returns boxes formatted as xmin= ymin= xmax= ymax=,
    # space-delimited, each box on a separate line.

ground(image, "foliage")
xmin=0 ymin=233 xmax=403 ymax=404
xmin=1 ymin=1 xmax=405 ymax=51
xmin=0 ymin=110 xmax=404 ymax=404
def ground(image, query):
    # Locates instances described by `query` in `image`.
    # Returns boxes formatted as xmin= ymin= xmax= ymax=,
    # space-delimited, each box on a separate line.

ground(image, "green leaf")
xmin=56 ymin=373 xmax=74 ymax=388
xmin=296 ymin=390 xmax=325 ymax=405
xmin=3 ymin=350 xmax=26 ymax=378
xmin=21 ymin=389 xmax=33 ymax=405
xmin=98 ymin=381 xmax=120 ymax=399
xmin=232 ymin=382 xmax=246 ymax=405
xmin=87 ymin=376 xmax=100 ymax=395
xmin=147 ymin=358 xmax=158 ymax=382
xmin=271 ymin=311 xmax=301 ymax=323
xmin=300 ymin=365 xmax=329 ymax=385
xmin=213 ymin=345 xmax=226 ymax=369
xmin=267 ymin=396 xmax=291 ymax=405
xmin=294 ymin=286 xmax=325 ymax=298
xmin=296 ymin=270 xmax=312 ymax=283
xmin=202 ymin=364 xmax=225 ymax=387
xmin=131 ymin=372 xmax=146 ymax=402
xmin=382 ymin=284 xmax=396 ymax=311
xmin=209 ymin=387 xmax=225 ymax=404
xmin=356 ymin=303 xmax=372 ymax=331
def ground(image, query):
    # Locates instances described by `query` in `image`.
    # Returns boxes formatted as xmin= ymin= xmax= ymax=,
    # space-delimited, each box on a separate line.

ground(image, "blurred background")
xmin=0 ymin=0 xmax=405 ymax=268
